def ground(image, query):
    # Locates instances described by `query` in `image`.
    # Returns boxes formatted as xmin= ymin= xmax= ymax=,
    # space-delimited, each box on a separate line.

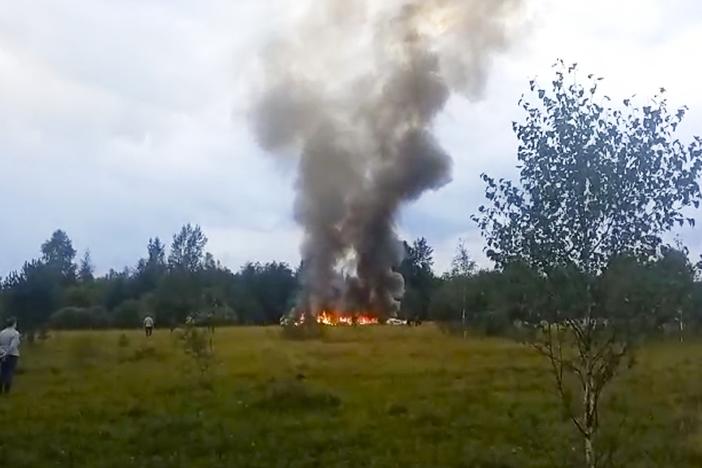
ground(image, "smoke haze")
xmin=252 ymin=0 xmax=523 ymax=318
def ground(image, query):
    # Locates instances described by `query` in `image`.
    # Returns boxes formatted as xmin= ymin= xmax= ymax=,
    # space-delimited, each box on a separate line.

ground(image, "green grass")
xmin=1 ymin=326 xmax=701 ymax=467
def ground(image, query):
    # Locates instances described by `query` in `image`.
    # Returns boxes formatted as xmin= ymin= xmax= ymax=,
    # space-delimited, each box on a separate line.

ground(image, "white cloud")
xmin=205 ymin=224 xmax=302 ymax=271
xmin=1 ymin=0 xmax=701 ymax=277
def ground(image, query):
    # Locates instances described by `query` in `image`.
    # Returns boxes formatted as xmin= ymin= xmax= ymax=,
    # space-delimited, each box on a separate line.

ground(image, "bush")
xmin=49 ymin=306 xmax=108 ymax=330
xmin=177 ymin=324 xmax=215 ymax=382
xmin=117 ymin=333 xmax=130 ymax=348
xmin=435 ymin=309 xmax=519 ymax=339
xmin=124 ymin=344 xmax=162 ymax=363
xmin=280 ymin=322 xmax=326 ymax=340
xmin=193 ymin=305 xmax=239 ymax=327
xmin=113 ymin=299 xmax=143 ymax=329
xmin=479 ymin=309 xmax=513 ymax=336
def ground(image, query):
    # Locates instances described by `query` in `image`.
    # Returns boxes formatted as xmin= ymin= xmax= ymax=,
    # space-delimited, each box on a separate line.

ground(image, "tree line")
xmin=0 ymin=225 xmax=299 ymax=335
xmin=1 ymin=224 xmax=700 ymax=338
xmin=0 ymin=221 xmax=464 ymax=334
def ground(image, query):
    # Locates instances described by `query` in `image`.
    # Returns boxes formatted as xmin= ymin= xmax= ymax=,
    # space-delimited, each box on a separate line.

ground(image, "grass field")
xmin=1 ymin=326 xmax=701 ymax=467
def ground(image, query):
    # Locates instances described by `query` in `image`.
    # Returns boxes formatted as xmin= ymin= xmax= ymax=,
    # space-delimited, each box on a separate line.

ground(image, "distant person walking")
xmin=143 ymin=316 xmax=154 ymax=337
xmin=0 ymin=317 xmax=21 ymax=394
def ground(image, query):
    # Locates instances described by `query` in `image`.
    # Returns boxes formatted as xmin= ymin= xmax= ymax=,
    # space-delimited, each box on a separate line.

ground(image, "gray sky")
xmin=1 ymin=0 xmax=701 ymax=276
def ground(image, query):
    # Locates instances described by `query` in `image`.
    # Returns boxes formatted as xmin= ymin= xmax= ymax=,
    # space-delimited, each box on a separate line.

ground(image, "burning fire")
xmin=316 ymin=310 xmax=379 ymax=326
xmin=285 ymin=309 xmax=380 ymax=327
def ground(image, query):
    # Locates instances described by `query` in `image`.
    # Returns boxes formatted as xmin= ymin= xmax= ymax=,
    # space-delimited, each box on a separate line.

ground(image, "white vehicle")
xmin=386 ymin=318 xmax=407 ymax=326
xmin=280 ymin=315 xmax=294 ymax=326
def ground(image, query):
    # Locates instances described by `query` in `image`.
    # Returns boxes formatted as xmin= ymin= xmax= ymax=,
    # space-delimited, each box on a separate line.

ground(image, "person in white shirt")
xmin=143 ymin=316 xmax=154 ymax=337
xmin=0 ymin=317 xmax=21 ymax=394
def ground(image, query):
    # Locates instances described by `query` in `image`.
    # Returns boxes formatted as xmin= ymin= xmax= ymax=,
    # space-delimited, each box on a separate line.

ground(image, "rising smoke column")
xmin=252 ymin=0 xmax=522 ymax=319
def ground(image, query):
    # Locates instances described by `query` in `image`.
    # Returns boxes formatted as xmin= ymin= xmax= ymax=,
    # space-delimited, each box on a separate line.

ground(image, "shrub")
xmin=177 ymin=324 xmax=215 ymax=383
xmin=113 ymin=300 xmax=142 ymax=329
xmin=435 ymin=309 xmax=517 ymax=338
xmin=49 ymin=306 xmax=108 ymax=330
xmin=479 ymin=309 xmax=513 ymax=336
xmin=280 ymin=322 xmax=326 ymax=340
xmin=117 ymin=333 xmax=130 ymax=348
xmin=193 ymin=305 xmax=239 ymax=327
xmin=124 ymin=344 xmax=161 ymax=363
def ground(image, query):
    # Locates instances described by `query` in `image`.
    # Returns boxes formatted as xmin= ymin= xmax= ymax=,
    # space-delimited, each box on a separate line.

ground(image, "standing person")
xmin=143 ymin=315 xmax=154 ymax=337
xmin=207 ymin=310 xmax=216 ymax=335
xmin=0 ymin=317 xmax=21 ymax=394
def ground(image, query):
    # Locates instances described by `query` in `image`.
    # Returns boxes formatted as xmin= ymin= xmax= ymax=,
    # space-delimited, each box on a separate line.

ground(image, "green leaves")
xmin=168 ymin=224 xmax=208 ymax=273
xmin=474 ymin=61 xmax=702 ymax=278
xmin=41 ymin=229 xmax=78 ymax=283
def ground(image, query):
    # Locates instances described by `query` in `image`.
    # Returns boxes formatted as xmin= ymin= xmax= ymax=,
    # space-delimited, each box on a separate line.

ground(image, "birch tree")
xmin=474 ymin=61 xmax=702 ymax=467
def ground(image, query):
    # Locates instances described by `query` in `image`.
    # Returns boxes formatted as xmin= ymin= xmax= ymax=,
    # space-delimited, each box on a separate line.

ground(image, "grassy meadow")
xmin=1 ymin=325 xmax=701 ymax=467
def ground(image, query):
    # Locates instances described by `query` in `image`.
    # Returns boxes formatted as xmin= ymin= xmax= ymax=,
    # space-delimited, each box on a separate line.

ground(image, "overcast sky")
xmin=1 ymin=0 xmax=701 ymax=277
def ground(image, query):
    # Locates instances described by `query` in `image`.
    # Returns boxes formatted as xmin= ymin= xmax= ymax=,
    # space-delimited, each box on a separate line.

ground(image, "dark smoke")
xmin=252 ymin=0 xmax=522 ymax=319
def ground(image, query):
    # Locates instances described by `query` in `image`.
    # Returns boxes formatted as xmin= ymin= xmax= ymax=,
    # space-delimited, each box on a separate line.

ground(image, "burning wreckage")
xmin=280 ymin=310 xmax=380 ymax=327
xmin=253 ymin=1 xmax=522 ymax=326
xmin=279 ymin=311 xmax=409 ymax=327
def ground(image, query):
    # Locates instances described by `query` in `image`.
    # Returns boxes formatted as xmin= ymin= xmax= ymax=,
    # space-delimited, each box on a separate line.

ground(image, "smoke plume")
xmin=252 ymin=0 xmax=522 ymax=319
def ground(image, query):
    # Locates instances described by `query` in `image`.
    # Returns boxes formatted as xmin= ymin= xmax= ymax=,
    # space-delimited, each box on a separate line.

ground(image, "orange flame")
xmin=316 ymin=310 xmax=379 ymax=326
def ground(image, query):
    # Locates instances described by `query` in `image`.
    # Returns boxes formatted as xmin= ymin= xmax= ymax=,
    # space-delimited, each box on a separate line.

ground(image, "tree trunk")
xmin=584 ymin=433 xmax=595 ymax=468
xmin=583 ymin=290 xmax=597 ymax=468
xmin=583 ymin=351 xmax=597 ymax=468
xmin=583 ymin=373 xmax=597 ymax=468
xmin=679 ymin=308 xmax=684 ymax=343
xmin=461 ymin=284 xmax=467 ymax=339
